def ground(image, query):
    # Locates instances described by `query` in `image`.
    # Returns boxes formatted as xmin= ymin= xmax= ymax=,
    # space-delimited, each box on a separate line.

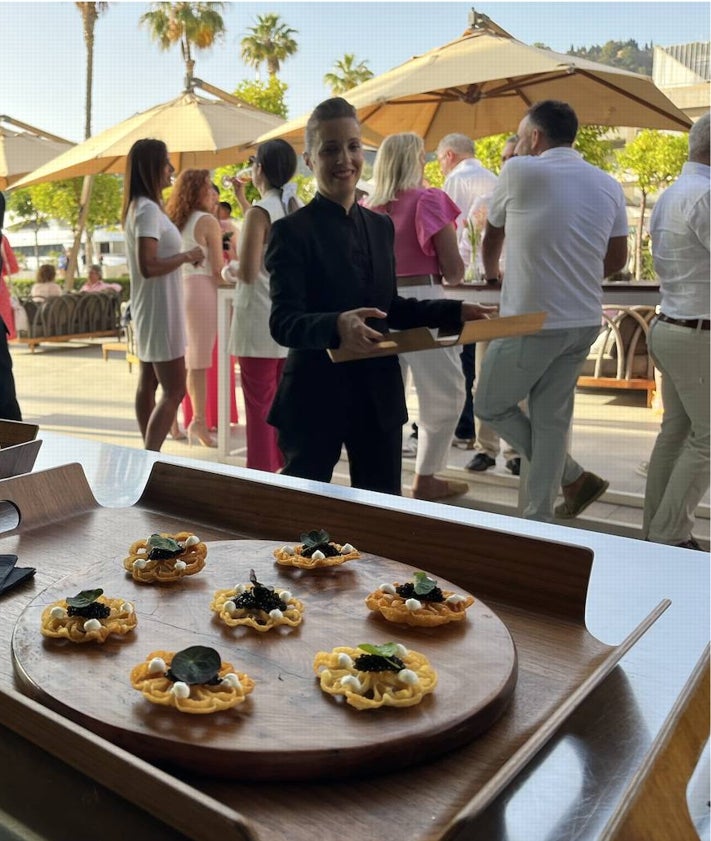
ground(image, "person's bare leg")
xmin=144 ymin=358 xmax=186 ymax=452
xmin=135 ymin=362 xmax=158 ymax=444
xmin=186 ymin=367 xmax=215 ymax=447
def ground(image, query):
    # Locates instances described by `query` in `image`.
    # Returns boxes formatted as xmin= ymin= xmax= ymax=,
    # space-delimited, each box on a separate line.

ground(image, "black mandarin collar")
xmin=313 ymin=191 xmax=360 ymax=220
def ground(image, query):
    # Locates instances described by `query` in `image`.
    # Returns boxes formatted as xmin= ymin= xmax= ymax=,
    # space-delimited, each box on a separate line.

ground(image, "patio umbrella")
xmin=0 ymin=117 xmax=74 ymax=190
xmin=12 ymin=89 xmax=284 ymax=188
xmin=252 ymin=18 xmax=691 ymax=153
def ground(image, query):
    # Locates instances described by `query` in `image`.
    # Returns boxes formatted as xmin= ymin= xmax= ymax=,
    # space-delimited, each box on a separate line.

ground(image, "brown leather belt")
xmin=396 ymin=274 xmax=441 ymax=287
xmin=657 ymin=313 xmax=710 ymax=330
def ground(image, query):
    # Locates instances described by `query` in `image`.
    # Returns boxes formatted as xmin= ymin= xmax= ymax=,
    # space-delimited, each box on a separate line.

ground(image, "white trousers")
xmin=400 ymin=342 xmax=465 ymax=476
xmin=644 ymin=319 xmax=710 ymax=544
xmin=475 ymin=326 xmax=599 ymax=521
xmin=474 ymin=339 xmax=519 ymax=460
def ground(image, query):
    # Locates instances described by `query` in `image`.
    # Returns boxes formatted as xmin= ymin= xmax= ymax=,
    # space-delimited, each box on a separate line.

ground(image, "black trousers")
xmin=278 ymin=412 xmax=403 ymax=497
xmin=0 ymin=318 xmax=21 ymax=421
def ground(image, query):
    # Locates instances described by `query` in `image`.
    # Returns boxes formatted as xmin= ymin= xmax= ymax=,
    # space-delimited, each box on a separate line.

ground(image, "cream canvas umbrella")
xmin=0 ymin=116 xmax=74 ymax=190
xmin=12 ymin=89 xmax=284 ymax=188
xmin=252 ymin=15 xmax=691 ymax=153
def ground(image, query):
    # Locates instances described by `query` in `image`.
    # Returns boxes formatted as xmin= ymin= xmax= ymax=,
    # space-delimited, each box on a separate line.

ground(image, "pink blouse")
xmin=369 ymin=187 xmax=460 ymax=277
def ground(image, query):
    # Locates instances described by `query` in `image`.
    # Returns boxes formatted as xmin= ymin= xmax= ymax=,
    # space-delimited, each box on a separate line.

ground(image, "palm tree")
xmin=241 ymin=13 xmax=298 ymax=79
xmin=76 ymin=2 xmax=108 ymax=139
xmin=323 ymin=53 xmax=374 ymax=95
xmin=140 ymin=2 xmax=226 ymax=85
xmin=67 ymin=2 xmax=108 ymax=288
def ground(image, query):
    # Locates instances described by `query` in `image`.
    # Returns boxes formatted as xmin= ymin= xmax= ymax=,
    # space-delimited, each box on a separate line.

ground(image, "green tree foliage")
xmin=241 ymin=13 xmax=298 ymax=78
xmin=6 ymin=190 xmax=53 ymax=267
xmin=26 ymin=176 xmax=122 ymax=234
xmin=323 ymin=53 xmax=374 ymax=94
xmin=233 ymin=76 xmax=288 ymax=118
xmin=475 ymin=134 xmax=509 ymax=174
xmin=567 ymin=39 xmax=653 ymax=74
xmin=617 ymin=130 xmax=688 ymax=278
xmin=140 ymin=2 xmax=226 ymax=76
xmin=575 ymin=125 xmax=617 ymax=171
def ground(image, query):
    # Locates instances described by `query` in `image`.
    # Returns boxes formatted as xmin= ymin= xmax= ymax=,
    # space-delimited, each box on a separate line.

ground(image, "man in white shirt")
xmin=436 ymin=133 xmax=502 ymax=454
xmin=475 ymin=100 xmax=628 ymax=522
xmin=644 ymin=111 xmax=710 ymax=549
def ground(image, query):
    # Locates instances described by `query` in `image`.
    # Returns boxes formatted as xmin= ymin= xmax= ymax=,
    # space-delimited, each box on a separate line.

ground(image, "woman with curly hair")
xmin=165 ymin=169 xmax=223 ymax=448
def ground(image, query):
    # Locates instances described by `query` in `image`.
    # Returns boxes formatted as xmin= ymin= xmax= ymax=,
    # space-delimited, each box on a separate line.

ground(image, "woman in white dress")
xmin=121 ymin=139 xmax=203 ymax=451
xmin=165 ymin=169 xmax=223 ymax=448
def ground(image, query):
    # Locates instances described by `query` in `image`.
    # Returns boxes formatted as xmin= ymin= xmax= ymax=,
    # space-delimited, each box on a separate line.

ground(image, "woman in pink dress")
xmin=367 ymin=132 xmax=467 ymax=501
xmin=165 ymin=170 xmax=223 ymax=448
xmin=0 ymin=235 xmax=19 ymax=339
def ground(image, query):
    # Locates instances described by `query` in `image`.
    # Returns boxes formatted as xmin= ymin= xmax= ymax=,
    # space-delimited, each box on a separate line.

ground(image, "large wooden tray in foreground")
xmin=12 ymin=540 xmax=517 ymax=780
xmin=0 ymin=463 xmax=667 ymax=841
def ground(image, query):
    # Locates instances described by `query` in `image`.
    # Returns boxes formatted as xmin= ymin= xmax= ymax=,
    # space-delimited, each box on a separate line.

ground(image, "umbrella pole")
xmin=65 ymin=175 xmax=94 ymax=290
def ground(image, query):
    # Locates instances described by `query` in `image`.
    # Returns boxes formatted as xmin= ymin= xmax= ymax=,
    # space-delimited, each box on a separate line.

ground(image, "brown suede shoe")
xmin=554 ymin=472 xmax=609 ymax=519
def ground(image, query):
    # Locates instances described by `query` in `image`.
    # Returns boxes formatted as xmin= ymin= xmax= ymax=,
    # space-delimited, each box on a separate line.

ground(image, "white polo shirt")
xmin=649 ymin=161 xmax=710 ymax=319
xmin=488 ymin=147 xmax=628 ymax=329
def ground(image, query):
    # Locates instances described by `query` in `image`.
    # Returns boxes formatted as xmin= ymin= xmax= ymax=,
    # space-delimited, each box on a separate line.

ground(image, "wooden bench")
xmin=577 ymin=305 xmax=657 ymax=407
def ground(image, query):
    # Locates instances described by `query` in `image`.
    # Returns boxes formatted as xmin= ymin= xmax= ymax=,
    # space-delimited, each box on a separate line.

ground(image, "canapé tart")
xmin=124 ymin=531 xmax=207 ymax=583
xmin=274 ymin=528 xmax=360 ymax=569
xmin=365 ymin=571 xmax=475 ymax=627
xmin=130 ymin=645 xmax=255 ymax=714
xmin=41 ymin=588 xmax=137 ymax=643
xmin=313 ymin=643 xmax=437 ymax=710
xmin=211 ymin=569 xmax=304 ymax=631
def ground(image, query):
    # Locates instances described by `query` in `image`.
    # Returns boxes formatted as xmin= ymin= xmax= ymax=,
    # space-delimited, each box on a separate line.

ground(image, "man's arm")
xmin=481 ymin=222 xmax=505 ymax=280
xmin=603 ymin=235 xmax=628 ymax=278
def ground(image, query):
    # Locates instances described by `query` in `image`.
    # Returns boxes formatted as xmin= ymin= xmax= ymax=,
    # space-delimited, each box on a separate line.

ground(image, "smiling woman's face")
xmin=305 ymin=117 xmax=364 ymax=209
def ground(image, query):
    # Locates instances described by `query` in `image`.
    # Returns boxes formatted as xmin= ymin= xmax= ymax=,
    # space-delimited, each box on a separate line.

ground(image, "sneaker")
xmin=465 ymin=452 xmax=496 ymax=472
xmin=402 ymin=434 xmax=418 ymax=458
xmin=505 ymin=458 xmax=521 ymax=476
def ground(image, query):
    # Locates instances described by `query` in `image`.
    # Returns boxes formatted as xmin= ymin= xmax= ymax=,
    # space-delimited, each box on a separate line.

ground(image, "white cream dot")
xmin=337 ymin=653 xmax=354 ymax=668
xmin=174 ymin=560 xmax=187 ymax=571
xmin=50 ymin=606 xmax=67 ymax=620
xmin=340 ymin=675 xmax=362 ymax=692
xmin=224 ymin=600 xmax=237 ymax=615
xmin=311 ymin=549 xmax=326 ymax=560
xmin=405 ymin=597 xmax=422 ymax=611
xmin=269 ymin=608 xmax=283 ymax=620
xmin=184 ymin=535 xmax=200 ymax=547
xmin=171 ymin=681 xmax=190 ymax=699
xmin=380 ymin=583 xmax=396 ymax=595
xmin=83 ymin=618 xmax=102 ymax=632
xmin=148 ymin=657 xmax=166 ymax=674
xmin=221 ymin=673 xmax=240 ymax=688
xmin=133 ymin=558 xmax=147 ymax=570
xmin=398 ymin=669 xmax=419 ymax=685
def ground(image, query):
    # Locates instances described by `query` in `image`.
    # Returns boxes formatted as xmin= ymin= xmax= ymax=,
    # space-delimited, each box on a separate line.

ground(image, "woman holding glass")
xmin=226 ymin=140 xmax=299 ymax=472
xmin=121 ymin=139 xmax=202 ymax=452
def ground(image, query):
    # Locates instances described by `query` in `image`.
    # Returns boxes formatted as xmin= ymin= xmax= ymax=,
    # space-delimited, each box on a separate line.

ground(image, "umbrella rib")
xmin=575 ymin=69 xmax=692 ymax=129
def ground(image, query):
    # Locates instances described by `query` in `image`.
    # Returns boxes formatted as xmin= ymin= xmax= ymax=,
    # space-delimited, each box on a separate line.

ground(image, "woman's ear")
xmin=303 ymin=151 xmax=313 ymax=172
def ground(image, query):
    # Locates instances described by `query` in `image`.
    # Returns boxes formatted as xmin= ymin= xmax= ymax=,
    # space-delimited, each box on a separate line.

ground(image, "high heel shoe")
xmin=170 ymin=421 xmax=187 ymax=441
xmin=187 ymin=419 xmax=217 ymax=448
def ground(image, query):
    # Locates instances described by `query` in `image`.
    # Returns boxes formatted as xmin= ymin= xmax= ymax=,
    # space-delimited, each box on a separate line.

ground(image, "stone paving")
xmin=9 ymin=338 xmax=709 ymax=547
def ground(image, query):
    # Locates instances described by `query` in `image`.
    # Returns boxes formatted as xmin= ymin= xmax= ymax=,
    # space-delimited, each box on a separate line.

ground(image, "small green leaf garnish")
xmin=413 ymin=572 xmax=437 ymax=596
xmin=167 ymin=646 xmax=222 ymax=685
xmin=357 ymin=642 xmax=402 ymax=669
xmin=147 ymin=534 xmax=182 ymax=553
xmin=300 ymin=529 xmax=331 ymax=551
xmin=66 ymin=588 xmax=103 ymax=608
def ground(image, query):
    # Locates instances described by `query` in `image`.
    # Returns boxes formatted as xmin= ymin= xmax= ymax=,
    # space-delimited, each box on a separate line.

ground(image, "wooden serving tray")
xmin=0 ymin=463 xmax=667 ymax=841
xmin=12 ymin=540 xmax=517 ymax=780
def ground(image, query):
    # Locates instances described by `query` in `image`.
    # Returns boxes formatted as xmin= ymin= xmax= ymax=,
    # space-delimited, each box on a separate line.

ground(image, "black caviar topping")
xmin=65 ymin=588 xmax=111 ymax=619
xmin=68 ymin=601 xmax=111 ymax=619
xmin=233 ymin=569 xmax=287 ymax=612
xmin=146 ymin=534 xmax=184 ymax=561
xmin=300 ymin=529 xmax=339 ymax=558
xmin=395 ymin=582 xmax=444 ymax=603
xmin=353 ymin=653 xmax=405 ymax=673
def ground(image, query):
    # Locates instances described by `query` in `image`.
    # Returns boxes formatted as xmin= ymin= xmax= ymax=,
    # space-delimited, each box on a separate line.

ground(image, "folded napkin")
xmin=0 ymin=554 xmax=35 ymax=595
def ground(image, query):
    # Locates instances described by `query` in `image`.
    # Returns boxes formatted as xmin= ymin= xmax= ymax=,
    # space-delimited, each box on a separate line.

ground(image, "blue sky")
xmin=1 ymin=1 xmax=709 ymax=143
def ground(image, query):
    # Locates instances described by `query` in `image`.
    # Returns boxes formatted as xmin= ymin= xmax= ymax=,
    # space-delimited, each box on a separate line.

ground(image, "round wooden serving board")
xmin=12 ymin=539 xmax=517 ymax=780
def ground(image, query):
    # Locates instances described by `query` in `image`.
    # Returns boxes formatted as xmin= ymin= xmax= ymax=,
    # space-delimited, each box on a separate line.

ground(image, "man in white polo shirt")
xmin=475 ymin=100 xmax=628 ymax=522
xmin=644 ymin=111 xmax=710 ymax=550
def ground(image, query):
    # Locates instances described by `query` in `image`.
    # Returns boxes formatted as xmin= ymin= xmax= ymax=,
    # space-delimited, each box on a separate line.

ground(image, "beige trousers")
xmin=643 ymin=319 xmax=710 ymax=544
